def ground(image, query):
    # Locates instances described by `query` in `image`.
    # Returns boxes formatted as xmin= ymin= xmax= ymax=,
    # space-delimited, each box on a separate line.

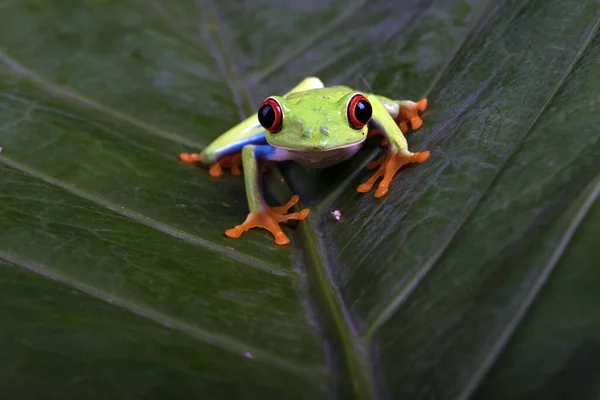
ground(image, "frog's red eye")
xmin=347 ymin=94 xmax=372 ymax=129
xmin=258 ymin=98 xmax=283 ymax=133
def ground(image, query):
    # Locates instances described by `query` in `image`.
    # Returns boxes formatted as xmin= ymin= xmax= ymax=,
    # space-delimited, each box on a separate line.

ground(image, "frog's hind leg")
xmin=180 ymin=151 xmax=244 ymax=177
xmin=180 ymin=121 xmax=267 ymax=177
xmin=368 ymin=95 xmax=428 ymax=145
xmin=395 ymin=98 xmax=428 ymax=132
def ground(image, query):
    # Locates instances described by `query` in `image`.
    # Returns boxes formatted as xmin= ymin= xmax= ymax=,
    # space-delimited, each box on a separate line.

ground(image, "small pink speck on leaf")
xmin=0 ymin=147 xmax=3 ymax=154
xmin=243 ymin=352 xmax=254 ymax=359
xmin=331 ymin=210 xmax=341 ymax=221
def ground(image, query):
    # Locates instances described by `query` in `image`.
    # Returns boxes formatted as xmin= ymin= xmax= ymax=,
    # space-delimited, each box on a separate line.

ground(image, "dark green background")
xmin=0 ymin=0 xmax=599 ymax=398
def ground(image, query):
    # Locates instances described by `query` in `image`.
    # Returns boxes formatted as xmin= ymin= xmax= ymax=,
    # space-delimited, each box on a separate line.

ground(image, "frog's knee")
xmin=199 ymin=149 xmax=216 ymax=164
xmin=292 ymin=77 xmax=324 ymax=92
xmin=304 ymin=76 xmax=324 ymax=87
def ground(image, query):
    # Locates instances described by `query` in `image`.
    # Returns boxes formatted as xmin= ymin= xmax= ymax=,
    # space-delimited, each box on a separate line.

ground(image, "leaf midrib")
xmin=197 ymin=7 xmax=380 ymax=398
xmin=5 ymin=3 xmax=594 ymax=397
xmin=297 ymin=216 xmax=377 ymax=400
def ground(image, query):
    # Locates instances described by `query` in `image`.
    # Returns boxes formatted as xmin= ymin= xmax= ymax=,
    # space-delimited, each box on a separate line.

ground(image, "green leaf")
xmin=0 ymin=0 xmax=598 ymax=399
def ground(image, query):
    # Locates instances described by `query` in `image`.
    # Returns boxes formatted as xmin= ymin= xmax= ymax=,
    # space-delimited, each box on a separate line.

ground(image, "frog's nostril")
xmin=301 ymin=127 xmax=314 ymax=137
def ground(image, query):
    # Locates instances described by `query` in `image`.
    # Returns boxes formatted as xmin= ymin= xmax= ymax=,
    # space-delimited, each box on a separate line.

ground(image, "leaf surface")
xmin=0 ymin=0 xmax=598 ymax=398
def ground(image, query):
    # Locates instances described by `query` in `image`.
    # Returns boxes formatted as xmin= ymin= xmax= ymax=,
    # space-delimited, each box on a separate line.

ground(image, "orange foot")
xmin=397 ymin=98 xmax=428 ymax=133
xmin=367 ymin=98 xmax=428 ymax=147
xmin=367 ymin=129 xmax=388 ymax=147
xmin=179 ymin=152 xmax=243 ymax=177
xmin=357 ymin=149 xmax=430 ymax=198
xmin=225 ymin=195 xmax=310 ymax=245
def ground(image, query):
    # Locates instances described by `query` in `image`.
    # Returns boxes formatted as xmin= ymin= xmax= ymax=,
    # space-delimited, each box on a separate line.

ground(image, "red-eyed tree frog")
xmin=180 ymin=77 xmax=429 ymax=245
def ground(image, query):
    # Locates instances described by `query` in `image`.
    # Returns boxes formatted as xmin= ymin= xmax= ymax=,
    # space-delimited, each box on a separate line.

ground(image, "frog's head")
xmin=257 ymin=90 xmax=372 ymax=151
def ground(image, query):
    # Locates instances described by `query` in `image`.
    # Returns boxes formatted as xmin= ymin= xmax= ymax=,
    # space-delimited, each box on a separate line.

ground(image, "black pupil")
xmin=354 ymin=99 xmax=372 ymax=124
xmin=258 ymin=103 xmax=276 ymax=128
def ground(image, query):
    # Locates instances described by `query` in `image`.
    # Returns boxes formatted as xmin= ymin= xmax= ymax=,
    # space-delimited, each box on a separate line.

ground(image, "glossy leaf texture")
xmin=0 ymin=0 xmax=599 ymax=399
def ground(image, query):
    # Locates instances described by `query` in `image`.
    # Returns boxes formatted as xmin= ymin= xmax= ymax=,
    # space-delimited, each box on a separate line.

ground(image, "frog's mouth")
xmin=274 ymin=141 xmax=364 ymax=168
xmin=273 ymin=139 xmax=365 ymax=152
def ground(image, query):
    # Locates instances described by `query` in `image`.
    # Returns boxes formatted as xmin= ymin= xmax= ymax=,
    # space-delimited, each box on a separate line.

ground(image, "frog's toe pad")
xmin=357 ymin=149 xmax=430 ymax=198
xmin=179 ymin=152 xmax=201 ymax=163
xmin=398 ymin=98 xmax=428 ymax=132
xmin=225 ymin=195 xmax=310 ymax=245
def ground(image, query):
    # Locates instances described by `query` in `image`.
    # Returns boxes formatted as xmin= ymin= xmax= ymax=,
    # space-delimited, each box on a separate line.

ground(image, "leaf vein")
xmin=251 ymin=0 xmax=369 ymax=83
xmin=364 ymin=12 xmax=600 ymax=338
xmin=0 ymin=48 xmax=204 ymax=149
xmin=201 ymin=0 xmax=256 ymax=117
xmin=314 ymin=0 xmax=494 ymax=213
xmin=0 ymin=251 xmax=318 ymax=378
xmin=0 ymin=155 xmax=294 ymax=278
xmin=454 ymin=173 xmax=600 ymax=400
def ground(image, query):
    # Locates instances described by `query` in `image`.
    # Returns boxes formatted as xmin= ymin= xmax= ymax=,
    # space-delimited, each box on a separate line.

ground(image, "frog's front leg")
xmin=225 ymin=144 xmax=309 ymax=245
xmin=358 ymin=95 xmax=430 ymax=198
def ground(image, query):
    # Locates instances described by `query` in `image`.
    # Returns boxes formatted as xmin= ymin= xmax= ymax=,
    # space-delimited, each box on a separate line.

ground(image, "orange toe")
xmin=411 ymin=117 xmax=423 ymax=130
xmin=231 ymin=163 xmax=242 ymax=176
xmin=198 ymin=153 xmax=243 ymax=178
xmin=367 ymin=128 xmax=389 ymax=147
xmin=225 ymin=227 xmax=243 ymax=239
xmin=180 ymin=152 xmax=201 ymax=163
xmin=209 ymin=163 xmax=223 ymax=177
xmin=397 ymin=98 xmax=428 ymax=132
xmin=367 ymin=129 xmax=381 ymax=139
xmin=273 ymin=232 xmax=291 ymax=246
xmin=366 ymin=153 xmax=387 ymax=170
xmin=180 ymin=151 xmax=245 ymax=179
xmin=357 ymin=149 xmax=430 ymax=198
xmin=414 ymin=150 xmax=430 ymax=163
